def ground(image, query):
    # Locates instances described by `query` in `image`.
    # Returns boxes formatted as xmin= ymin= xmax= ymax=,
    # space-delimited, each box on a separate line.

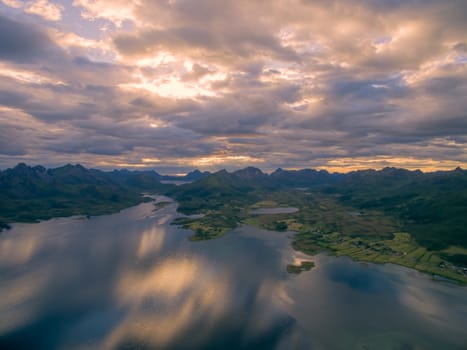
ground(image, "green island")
xmin=287 ymin=261 xmax=315 ymax=274
xmin=153 ymin=201 xmax=172 ymax=211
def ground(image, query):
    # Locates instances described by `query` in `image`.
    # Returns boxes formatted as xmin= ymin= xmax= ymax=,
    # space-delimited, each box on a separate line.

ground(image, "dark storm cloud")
xmin=170 ymin=89 xmax=290 ymax=136
xmin=0 ymin=127 xmax=27 ymax=156
xmin=113 ymin=26 xmax=299 ymax=64
xmin=348 ymin=0 xmax=437 ymax=11
xmin=45 ymin=135 xmax=135 ymax=156
xmin=43 ymin=123 xmax=222 ymax=160
xmin=420 ymin=76 xmax=466 ymax=95
xmin=0 ymin=89 xmax=30 ymax=107
xmin=0 ymin=14 xmax=55 ymax=62
xmin=326 ymin=77 xmax=409 ymax=101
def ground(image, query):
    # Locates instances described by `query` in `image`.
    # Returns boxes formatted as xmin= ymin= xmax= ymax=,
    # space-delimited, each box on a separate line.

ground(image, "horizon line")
xmin=2 ymin=162 xmax=464 ymax=177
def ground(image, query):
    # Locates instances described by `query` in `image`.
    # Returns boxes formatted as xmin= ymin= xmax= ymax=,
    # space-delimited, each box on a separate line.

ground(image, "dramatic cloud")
xmin=0 ymin=0 xmax=466 ymax=172
xmin=0 ymin=14 xmax=56 ymax=62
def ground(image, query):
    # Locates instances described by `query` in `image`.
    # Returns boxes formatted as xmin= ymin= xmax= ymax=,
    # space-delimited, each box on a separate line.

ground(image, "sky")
xmin=0 ymin=0 xmax=466 ymax=174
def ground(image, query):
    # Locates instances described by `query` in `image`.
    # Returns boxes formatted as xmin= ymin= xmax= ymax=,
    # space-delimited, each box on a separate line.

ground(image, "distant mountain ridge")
xmin=109 ymin=168 xmax=210 ymax=183
xmin=2 ymin=164 xmax=465 ymax=198
xmin=170 ymin=165 xmax=462 ymax=189
xmin=1 ymin=163 xmax=464 ymax=182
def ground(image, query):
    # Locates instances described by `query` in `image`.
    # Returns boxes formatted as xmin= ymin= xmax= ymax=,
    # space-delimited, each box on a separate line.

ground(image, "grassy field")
xmin=292 ymin=231 xmax=467 ymax=284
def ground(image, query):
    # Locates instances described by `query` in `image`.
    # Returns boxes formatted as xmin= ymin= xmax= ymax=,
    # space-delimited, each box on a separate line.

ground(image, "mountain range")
xmin=1 ymin=163 xmax=466 ymax=253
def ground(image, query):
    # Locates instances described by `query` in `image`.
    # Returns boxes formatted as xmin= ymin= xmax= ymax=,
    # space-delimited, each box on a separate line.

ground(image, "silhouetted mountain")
xmin=166 ymin=169 xmax=258 ymax=214
xmin=109 ymin=168 xmax=209 ymax=183
xmin=269 ymin=168 xmax=341 ymax=187
xmin=232 ymin=167 xmax=266 ymax=180
xmin=0 ymin=163 xmax=169 ymax=228
xmin=183 ymin=169 xmax=211 ymax=181
xmin=108 ymin=169 xmax=165 ymax=189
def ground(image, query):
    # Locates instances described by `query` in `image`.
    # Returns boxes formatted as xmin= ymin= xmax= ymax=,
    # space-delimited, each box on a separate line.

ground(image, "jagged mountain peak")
xmin=232 ymin=166 xmax=265 ymax=179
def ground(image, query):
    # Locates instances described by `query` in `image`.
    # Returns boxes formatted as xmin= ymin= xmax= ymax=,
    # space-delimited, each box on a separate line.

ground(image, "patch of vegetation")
xmin=153 ymin=201 xmax=172 ymax=211
xmin=250 ymin=200 xmax=279 ymax=208
xmin=327 ymin=167 xmax=467 ymax=250
xmin=172 ymin=213 xmax=237 ymax=241
xmin=292 ymin=232 xmax=467 ymax=284
xmin=287 ymin=261 xmax=315 ymax=274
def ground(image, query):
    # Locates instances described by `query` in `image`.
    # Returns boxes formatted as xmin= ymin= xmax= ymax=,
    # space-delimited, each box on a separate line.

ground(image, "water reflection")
xmin=284 ymin=254 xmax=467 ymax=349
xmin=0 ymin=235 xmax=38 ymax=265
xmin=0 ymin=199 xmax=466 ymax=350
xmin=0 ymin=202 xmax=291 ymax=349
xmin=137 ymin=226 xmax=166 ymax=258
xmin=107 ymin=257 xmax=231 ymax=349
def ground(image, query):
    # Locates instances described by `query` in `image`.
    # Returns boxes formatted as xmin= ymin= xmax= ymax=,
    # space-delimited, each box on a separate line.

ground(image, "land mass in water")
xmin=287 ymin=261 xmax=316 ymax=274
xmin=167 ymin=166 xmax=467 ymax=284
xmin=1 ymin=163 xmax=467 ymax=283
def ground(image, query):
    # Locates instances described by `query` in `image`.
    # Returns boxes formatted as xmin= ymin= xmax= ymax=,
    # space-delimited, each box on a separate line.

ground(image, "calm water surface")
xmin=0 ymin=198 xmax=466 ymax=350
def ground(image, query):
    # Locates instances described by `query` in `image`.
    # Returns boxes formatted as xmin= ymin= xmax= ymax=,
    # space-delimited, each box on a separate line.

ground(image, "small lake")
xmin=250 ymin=207 xmax=299 ymax=215
xmin=0 ymin=198 xmax=466 ymax=349
xmin=160 ymin=180 xmax=192 ymax=186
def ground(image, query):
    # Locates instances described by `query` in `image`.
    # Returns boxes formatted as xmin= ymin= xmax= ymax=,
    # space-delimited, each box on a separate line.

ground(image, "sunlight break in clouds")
xmin=1 ymin=0 xmax=21 ymax=8
xmin=72 ymin=0 xmax=139 ymax=26
xmin=2 ymin=0 xmax=63 ymax=21
xmin=25 ymin=0 xmax=63 ymax=21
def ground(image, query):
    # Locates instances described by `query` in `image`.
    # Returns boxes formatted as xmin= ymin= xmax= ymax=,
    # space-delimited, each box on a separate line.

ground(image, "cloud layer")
xmin=0 ymin=0 xmax=466 ymax=172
